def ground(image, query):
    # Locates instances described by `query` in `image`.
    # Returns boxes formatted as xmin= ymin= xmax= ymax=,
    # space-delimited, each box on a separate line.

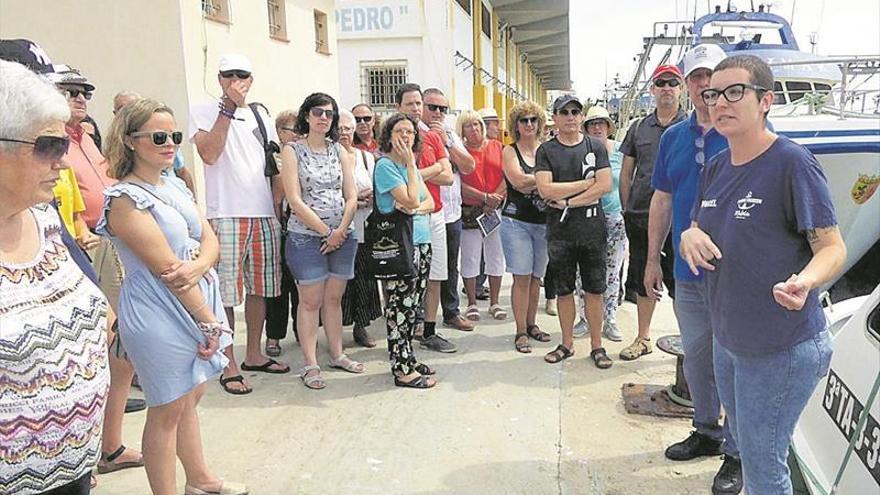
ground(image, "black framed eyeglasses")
xmin=556 ymin=108 xmax=582 ymax=116
xmin=653 ymin=78 xmax=682 ymax=88
xmin=426 ymin=104 xmax=448 ymax=114
xmin=701 ymin=83 xmax=767 ymax=106
xmin=0 ymin=135 xmax=70 ymax=162
xmin=354 ymin=116 xmax=373 ymax=123
xmin=309 ymin=108 xmax=335 ymax=119
xmin=129 ymin=131 xmax=183 ymax=146
xmin=518 ymin=116 xmax=538 ymax=125
xmin=220 ymin=70 xmax=251 ymax=79
xmin=64 ymin=88 xmax=93 ymax=100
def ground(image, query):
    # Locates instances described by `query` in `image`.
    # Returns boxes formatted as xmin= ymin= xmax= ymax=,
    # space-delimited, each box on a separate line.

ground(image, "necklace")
xmin=131 ymin=171 xmax=160 ymax=186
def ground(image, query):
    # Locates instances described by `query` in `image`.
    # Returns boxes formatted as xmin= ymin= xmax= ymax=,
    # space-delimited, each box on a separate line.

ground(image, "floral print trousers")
xmin=603 ymin=212 xmax=628 ymax=323
xmin=383 ymin=243 xmax=431 ymax=375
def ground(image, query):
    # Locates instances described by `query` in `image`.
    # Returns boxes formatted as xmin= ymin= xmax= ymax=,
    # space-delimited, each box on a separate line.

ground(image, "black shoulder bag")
xmin=249 ymin=102 xmax=281 ymax=177
xmin=363 ymin=167 xmax=415 ymax=280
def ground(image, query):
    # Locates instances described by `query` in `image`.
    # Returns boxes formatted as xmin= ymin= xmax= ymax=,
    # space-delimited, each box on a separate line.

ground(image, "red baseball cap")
xmin=651 ymin=64 xmax=683 ymax=80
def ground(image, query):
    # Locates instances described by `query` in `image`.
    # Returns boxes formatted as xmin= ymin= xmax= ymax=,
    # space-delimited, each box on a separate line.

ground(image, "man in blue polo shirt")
xmin=646 ymin=44 xmax=743 ymax=495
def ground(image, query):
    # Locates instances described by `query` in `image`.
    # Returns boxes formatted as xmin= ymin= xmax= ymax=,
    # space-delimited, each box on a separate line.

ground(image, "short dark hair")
xmin=378 ymin=113 xmax=421 ymax=154
xmin=713 ymin=54 xmax=774 ymax=119
xmin=294 ymin=92 xmax=339 ymax=141
xmin=395 ymin=83 xmax=422 ymax=106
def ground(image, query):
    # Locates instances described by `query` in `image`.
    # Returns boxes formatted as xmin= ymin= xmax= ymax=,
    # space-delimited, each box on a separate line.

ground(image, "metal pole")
xmin=839 ymin=63 xmax=848 ymax=120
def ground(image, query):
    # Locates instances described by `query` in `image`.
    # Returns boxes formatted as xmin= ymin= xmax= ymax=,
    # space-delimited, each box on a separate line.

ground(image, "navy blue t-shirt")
xmin=692 ymin=136 xmax=836 ymax=355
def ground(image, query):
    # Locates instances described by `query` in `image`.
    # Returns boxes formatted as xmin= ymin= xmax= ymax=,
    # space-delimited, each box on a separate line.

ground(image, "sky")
xmin=569 ymin=0 xmax=880 ymax=100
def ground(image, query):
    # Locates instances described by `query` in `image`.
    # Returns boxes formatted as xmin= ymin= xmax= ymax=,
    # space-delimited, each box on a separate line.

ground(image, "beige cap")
xmin=583 ymin=105 xmax=616 ymax=135
xmin=478 ymin=107 xmax=499 ymax=120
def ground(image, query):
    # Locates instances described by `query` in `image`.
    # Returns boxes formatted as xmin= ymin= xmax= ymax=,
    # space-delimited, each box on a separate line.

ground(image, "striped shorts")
xmin=209 ymin=217 xmax=282 ymax=306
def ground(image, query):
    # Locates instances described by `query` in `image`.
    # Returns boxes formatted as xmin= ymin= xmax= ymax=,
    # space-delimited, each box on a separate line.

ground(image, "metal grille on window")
xmin=360 ymin=62 xmax=408 ymax=111
xmin=268 ymin=0 xmax=283 ymax=37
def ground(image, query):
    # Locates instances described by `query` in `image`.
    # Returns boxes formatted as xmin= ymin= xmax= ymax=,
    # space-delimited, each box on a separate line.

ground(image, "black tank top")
xmin=502 ymin=143 xmax=546 ymax=225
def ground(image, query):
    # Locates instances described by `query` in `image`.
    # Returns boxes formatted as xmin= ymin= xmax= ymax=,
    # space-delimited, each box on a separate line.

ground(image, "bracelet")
xmin=197 ymin=321 xmax=233 ymax=339
xmin=218 ymin=108 xmax=236 ymax=119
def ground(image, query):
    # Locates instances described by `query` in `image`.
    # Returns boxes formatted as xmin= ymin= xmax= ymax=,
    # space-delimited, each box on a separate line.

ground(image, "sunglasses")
xmin=309 ymin=108 xmax=335 ymax=119
xmin=426 ymin=104 xmax=448 ymax=114
xmin=701 ymin=83 xmax=767 ymax=107
xmin=653 ymin=78 xmax=682 ymax=88
xmin=518 ymin=116 xmax=538 ymax=125
xmin=354 ymin=116 xmax=373 ymax=123
xmin=64 ymin=88 xmax=93 ymax=100
xmin=220 ymin=70 xmax=251 ymax=79
xmin=130 ymin=131 xmax=184 ymax=146
xmin=556 ymin=108 xmax=582 ymax=116
xmin=0 ymin=135 xmax=70 ymax=162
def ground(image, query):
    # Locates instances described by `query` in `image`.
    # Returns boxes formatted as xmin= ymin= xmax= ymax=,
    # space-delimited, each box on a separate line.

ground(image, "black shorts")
xmin=547 ymin=234 xmax=607 ymax=297
xmin=624 ymin=214 xmax=675 ymax=298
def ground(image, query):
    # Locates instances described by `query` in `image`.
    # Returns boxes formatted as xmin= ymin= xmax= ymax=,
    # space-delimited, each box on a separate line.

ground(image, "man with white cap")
xmin=189 ymin=53 xmax=288 ymax=395
xmin=648 ymin=44 xmax=743 ymax=494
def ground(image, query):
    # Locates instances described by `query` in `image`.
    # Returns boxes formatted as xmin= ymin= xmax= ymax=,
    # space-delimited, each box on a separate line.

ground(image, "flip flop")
xmin=240 ymin=358 xmax=290 ymax=374
xmin=219 ymin=375 xmax=252 ymax=395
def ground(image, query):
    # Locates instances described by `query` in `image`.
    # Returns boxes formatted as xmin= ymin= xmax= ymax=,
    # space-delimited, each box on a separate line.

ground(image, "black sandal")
xmin=240 ymin=358 xmax=291 ymax=374
xmin=590 ymin=347 xmax=613 ymax=369
xmin=544 ymin=344 xmax=574 ymax=364
xmin=514 ymin=333 xmax=532 ymax=354
xmin=526 ymin=324 xmax=551 ymax=342
xmin=413 ymin=363 xmax=436 ymax=376
xmin=219 ymin=374 xmax=252 ymax=395
xmin=394 ymin=374 xmax=436 ymax=389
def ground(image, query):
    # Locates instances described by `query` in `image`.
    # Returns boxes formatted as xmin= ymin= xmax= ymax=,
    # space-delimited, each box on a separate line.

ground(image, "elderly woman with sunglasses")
xmin=0 ymin=60 xmax=111 ymax=495
xmin=281 ymin=93 xmax=362 ymax=390
xmin=98 ymin=98 xmax=247 ymax=495
xmin=680 ymin=55 xmax=845 ymax=495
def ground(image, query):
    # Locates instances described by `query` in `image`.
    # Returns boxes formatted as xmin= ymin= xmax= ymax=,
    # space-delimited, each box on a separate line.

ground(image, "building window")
xmin=455 ymin=0 xmax=471 ymax=15
xmin=481 ymin=3 xmax=491 ymax=38
xmin=360 ymin=61 xmax=408 ymax=111
xmin=267 ymin=0 xmax=287 ymax=41
xmin=202 ymin=0 xmax=229 ymax=23
xmin=314 ymin=10 xmax=330 ymax=54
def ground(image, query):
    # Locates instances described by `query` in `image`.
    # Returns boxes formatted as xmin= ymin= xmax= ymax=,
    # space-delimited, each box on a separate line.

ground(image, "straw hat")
xmin=584 ymin=106 xmax=616 ymax=135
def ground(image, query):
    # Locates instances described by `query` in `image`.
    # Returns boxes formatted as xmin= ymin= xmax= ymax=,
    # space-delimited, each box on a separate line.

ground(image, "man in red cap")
xmin=618 ymin=64 xmax=686 ymax=361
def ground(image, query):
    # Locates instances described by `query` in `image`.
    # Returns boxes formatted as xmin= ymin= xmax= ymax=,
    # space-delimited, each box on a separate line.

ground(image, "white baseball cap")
xmin=478 ymin=107 xmax=499 ymax=120
xmin=218 ymin=53 xmax=252 ymax=73
xmin=681 ymin=44 xmax=727 ymax=78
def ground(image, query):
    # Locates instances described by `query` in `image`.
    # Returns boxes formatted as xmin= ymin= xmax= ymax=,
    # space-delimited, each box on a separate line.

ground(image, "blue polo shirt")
xmin=652 ymin=112 xmax=727 ymax=281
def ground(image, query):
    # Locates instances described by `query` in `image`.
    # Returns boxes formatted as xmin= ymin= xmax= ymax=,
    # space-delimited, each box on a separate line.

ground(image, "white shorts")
xmin=460 ymin=226 xmax=505 ymax=279
xmin=428 ymin=212 xmax=448 ymax=281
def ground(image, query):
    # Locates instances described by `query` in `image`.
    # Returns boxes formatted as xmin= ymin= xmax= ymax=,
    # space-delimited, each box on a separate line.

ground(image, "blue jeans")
xmin=441 ymin=219 xmax=462 ymax=321
xmin=714 ymin=330 xmax=832 ymax=494
xmin=673 ymin=280 xmax=737 ymax=454
xmin=285 ymin=232 xmax=357 ymax=285
xmin=500 ymin=216 xmax=548 ymax=277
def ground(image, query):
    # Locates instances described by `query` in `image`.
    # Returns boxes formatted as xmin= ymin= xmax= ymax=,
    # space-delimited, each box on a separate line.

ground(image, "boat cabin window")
xmin=786 ymin=81 xmax=813 ymax=102
xmin=773 ymin=81 xmax=786 ymax=104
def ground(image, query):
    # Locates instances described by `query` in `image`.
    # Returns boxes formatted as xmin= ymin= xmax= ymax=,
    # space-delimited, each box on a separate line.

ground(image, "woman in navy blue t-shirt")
xmin=680 ymin=55 xmax=846 ymax=495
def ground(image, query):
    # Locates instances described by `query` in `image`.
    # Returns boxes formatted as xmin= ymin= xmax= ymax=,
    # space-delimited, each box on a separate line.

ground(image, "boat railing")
xmin=768 ymin=56 xmax=880 ymax=119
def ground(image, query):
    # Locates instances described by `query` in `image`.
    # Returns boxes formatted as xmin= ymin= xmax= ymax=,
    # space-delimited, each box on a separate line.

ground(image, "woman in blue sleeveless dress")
xmin=98 ymin=99 xmax=247 ymax=495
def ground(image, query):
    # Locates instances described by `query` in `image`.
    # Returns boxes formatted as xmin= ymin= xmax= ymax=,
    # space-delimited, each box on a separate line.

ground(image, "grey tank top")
xmin=286 ymin=140 xmax=348 ymax=236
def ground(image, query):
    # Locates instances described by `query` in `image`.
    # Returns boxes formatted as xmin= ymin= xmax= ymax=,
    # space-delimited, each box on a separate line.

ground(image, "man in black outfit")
xmin=535 ymin=95 xmax=614 ymax=369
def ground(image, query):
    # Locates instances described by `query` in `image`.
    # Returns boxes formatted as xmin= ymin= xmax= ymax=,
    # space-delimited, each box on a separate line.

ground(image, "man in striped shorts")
xmin=189 ymin=54 xmax=290 ymax=395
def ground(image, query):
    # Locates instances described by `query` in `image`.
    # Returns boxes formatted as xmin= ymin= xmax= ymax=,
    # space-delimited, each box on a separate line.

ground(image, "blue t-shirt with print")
xmin=652 ymin=113 xmax=728 ymax=281
xmin=692 ymin=135 xmax=837 ymax=355
xmin=600 ymin=141 xmax=625 ymax=214
xmin=374 ymin=156 xmax=430 ymax=245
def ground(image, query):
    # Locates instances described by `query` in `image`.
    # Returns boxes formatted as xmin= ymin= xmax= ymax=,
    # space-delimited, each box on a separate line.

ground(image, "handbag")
xmin=363 ymin=169 xmax=415 ymax=279
xmin=249 ymin=102 xmax=281 ymax=177
xmin=461 ymin=204 xmax=482 ymax=230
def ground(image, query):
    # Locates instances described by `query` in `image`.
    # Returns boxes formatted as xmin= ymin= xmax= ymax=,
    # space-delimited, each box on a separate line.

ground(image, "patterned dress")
xmin=0 ymin=204 xmax=110 ymax=495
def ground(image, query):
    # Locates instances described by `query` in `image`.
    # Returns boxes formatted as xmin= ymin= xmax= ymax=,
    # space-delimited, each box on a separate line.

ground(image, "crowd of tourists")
xmin=0 ymin=38 xmax=844 ymax=495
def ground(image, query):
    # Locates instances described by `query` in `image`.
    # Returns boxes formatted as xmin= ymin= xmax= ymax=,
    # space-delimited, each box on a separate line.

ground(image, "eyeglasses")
xmin=518 ymin=116 xmax=538 ymax=125
xmin=280 ymin=126 xmax=297 ymax=133
xmin=220 ymin=70 xmax=251 ymax=79
xmin=695 ymin=135 xmax=705 ymax=170
xmin=309 ymin=108 xmax=335 ymax=119
xmin=0 ymin=135 xmax=70 ymax=162
xmin=130 ymin=131 xmax=183 ymax=146
xmin=64 ymin=88 xmax=93 ymax=100
xmin=354 ymin=116 xmax=373 ymax=124
xmin=585 ymin=120 xmax=607 ymax=128
xmin=426 ymin=104 xmax=448 ymax=114
xmin=556 ymin=108 xmax=582 ymax=116
xmin=701 ymin=83 xmax=767 ymax=106
xmin=653 ymin=78 xmax=682 ymax=88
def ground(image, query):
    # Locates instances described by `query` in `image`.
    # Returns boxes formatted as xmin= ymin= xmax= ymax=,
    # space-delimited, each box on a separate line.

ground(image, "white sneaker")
xmin=602 ymin=320 xmax=623 ymax=342
xmin=545 ymin=299 xmax=557 ymax=316
xmin=573 ymin=318 xmax=589 ymax=338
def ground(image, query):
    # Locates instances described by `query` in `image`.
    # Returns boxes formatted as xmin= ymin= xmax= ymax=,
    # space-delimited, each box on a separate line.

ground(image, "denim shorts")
xmin=285 ymin=232 xmax=357 ymax=285
xmin=500 ymin=216 xmax=548 ymax=277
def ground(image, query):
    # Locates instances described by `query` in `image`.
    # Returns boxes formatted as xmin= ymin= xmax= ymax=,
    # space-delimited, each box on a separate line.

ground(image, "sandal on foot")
xmin=489 ymin=304 xmax=507 ymax=320
xmin=619 ymin=338 xmax=652 ymax=361
xmin=526 ymin=324 xmax=551 ymax=342
xmin=544 ymin=344 xmax=574 ymax=364
xmin=590 ymin=347 xmax=613 ymax=369
xmin=514 ymin=333 xmax=532 ymax=354
xmin=327 ymin=353 xmax=365 ymax=374
xmin=394 ymin=374 xmax=436 ymax=389
xmin=465 ymin=304 xmax=480 ymax=321
xmin=264 ymin=340 xmax=282 ymax=357
xmin=241 ymin=358 xmax=290 ymax=374
xmin=184 ymin=480 xmax=249 ymax=495
xmin=300 ymin=365 xmax=326 ymax=390
xmin=96 ymin=445 xmax=144 ymax=474
xmin=353 ymin=325 xmax=376 ymax=348
xmin=413 ymin=363 xmax=436 ymax=376
xmin=219 ymin=375 xmax=252 ymax=395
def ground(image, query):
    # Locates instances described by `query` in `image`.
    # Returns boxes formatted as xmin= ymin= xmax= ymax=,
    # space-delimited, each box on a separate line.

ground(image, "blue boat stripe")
xmin=781 ymin=129 xmax=880 ymax=138
xmin=804 ymin=142 xmax=880 ymax=154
